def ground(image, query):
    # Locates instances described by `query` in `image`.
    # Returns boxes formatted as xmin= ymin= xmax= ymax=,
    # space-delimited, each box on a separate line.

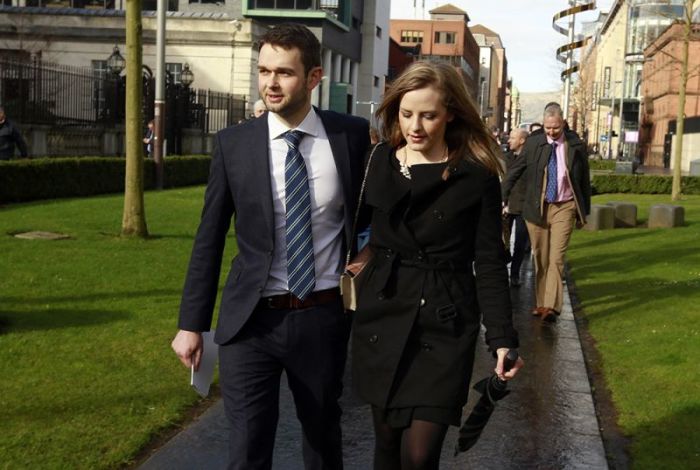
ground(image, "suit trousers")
xmin=505 ymin=213 xmax=531 ymax=279
xmin=218 ymin=298 xmax=351 ymax=470
xmin=526 ymin=200 xmax=576 ymax=312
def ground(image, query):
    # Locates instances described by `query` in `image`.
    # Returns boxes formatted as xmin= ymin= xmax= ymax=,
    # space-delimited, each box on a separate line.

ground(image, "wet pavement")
xmin=139 ymin=256 xmax=608 ymax=469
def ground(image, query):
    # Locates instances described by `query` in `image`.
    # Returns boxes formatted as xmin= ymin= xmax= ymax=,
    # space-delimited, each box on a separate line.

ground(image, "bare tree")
xmin=670 ymin=0 xmax=695 ymax=200
xmin=121 ymin=0 xmax=148 ymax=237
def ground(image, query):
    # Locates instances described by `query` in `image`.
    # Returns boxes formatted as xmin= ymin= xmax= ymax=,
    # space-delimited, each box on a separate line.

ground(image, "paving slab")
xmin=139 ymin=256 xmax=608 ymax=470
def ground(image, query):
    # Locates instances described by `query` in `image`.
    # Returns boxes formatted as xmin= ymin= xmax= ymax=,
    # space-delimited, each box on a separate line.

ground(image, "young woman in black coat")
xmin=351 ymin=61 xmax=525 ymax=469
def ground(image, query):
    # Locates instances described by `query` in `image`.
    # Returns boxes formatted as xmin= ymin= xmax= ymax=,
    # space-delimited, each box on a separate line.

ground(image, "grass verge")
xmin=568 ymin=194 xmax=700 ymax=469
xmin=0 ymin=187 xmax=235 ymax=469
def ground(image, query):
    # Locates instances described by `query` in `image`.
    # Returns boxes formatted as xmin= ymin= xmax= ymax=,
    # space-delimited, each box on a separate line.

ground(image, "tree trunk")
xmin=121 ymin=0 xmax=149 ymax=236
xmin=671 ymin=2 xmax=692 ymax=201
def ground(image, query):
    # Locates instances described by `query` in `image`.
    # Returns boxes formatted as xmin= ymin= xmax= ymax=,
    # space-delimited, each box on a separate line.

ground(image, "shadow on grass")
xmin=0 ymin=288 xmax=180 ymax=305
xmin=627 ymin=404 xmax=700 ymax=469
xmin=571 ymin=276 xmax=699 ymax=322
xmin=0 ymin=307 xmax=131 ymax=333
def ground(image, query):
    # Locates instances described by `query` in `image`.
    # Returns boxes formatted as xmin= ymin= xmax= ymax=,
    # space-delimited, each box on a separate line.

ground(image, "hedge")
xmin=588 ymin=159 xmax=616 ymax=171
xmin=0 ymin=156 xmax=212 ymax=203
xmin=591 ymin=174 xmax=700 ymax=195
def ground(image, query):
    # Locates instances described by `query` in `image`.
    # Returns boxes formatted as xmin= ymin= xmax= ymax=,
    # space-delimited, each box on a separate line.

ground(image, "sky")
xmin=389 ymin=0 xmax=615 ymax=93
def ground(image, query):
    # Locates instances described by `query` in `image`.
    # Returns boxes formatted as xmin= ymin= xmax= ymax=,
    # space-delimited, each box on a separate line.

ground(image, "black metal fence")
xmin=0 ymin=59 xmax=247 ymax=150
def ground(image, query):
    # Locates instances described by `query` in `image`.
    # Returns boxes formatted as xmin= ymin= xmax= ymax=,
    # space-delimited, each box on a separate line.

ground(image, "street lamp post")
xmin=106 ymin=45 xmax=125 ymax=124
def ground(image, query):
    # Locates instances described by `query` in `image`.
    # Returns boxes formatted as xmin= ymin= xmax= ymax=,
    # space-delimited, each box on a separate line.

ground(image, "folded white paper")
xmin=190 ymin=330 xmax=218 ymax=398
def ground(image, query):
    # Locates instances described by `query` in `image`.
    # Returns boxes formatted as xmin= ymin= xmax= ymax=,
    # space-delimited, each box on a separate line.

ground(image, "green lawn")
xmin=568 ymin=194 xmax=700 ymax=470
xmin=0 ymin=187 xmax=234 ymax=469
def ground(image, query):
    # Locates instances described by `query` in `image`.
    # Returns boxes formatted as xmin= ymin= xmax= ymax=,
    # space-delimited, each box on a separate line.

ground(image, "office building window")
xmin=376 ymin=26 xmax=382 ymax=38
xmin=166 ymin=63 xmax=182 ymax=84
xmin=373 ymin=76 xmax=380 ymax=87
xmin=400 ymin=30 xmax=424 ymax=44
xmin=434 ymin=31 xmax=456 ymax=44
xmin=250 ymin=0 xmax=314 ymax=8
xmin=92 ymin=60 xmax=108 ymax=113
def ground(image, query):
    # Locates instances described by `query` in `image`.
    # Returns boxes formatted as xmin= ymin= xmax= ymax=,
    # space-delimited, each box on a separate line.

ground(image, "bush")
xmin=0 ymin=156 xmax=211 ymax=203
xmin=588 ymin=159 xmax=616 ymax=171
xmin=591 ymin=174 xmax=700 ymax=195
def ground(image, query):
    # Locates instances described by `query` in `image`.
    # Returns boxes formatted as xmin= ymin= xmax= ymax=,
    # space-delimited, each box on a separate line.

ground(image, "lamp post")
xmin=106 ymin=46 xmax=125 ymax=124
xmin=181 ymin=63 xmax=194 ymax=87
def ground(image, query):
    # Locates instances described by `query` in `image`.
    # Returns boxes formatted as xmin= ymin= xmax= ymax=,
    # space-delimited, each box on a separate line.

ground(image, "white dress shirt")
xmin=262 ymin=108 xmax=344 ymax=296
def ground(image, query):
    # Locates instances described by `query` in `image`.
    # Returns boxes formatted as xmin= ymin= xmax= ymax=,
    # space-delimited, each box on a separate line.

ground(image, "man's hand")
xmin=494 ymin=348 xmax=524 ymax=381
xmin=576 ymin=220 xmax=585 ymax=229
xmin=502 ymin=204 xmax=510 ymax=216
xmin=171 ymin=330 xmax=204 ymax=371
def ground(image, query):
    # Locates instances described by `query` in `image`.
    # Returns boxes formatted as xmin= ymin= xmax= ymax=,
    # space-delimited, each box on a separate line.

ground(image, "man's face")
xmin=543 ymin=115 xmax=564 ymax=140
xmin=257 ymin=44 xmax=321 ymax=121
xmin=508 ymin=130 xmax=526 ymax=152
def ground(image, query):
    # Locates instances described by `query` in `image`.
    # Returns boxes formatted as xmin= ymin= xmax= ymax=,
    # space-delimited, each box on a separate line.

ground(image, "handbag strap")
xmin=345 ymin=142 xmax=384 ymax=267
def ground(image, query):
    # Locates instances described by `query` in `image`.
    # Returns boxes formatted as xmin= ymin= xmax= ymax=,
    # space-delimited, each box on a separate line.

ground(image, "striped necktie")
xmin=283 ymin=130 xmax=315 ymax=300
xmin=545 ymin=142 xmax=558 ymax=203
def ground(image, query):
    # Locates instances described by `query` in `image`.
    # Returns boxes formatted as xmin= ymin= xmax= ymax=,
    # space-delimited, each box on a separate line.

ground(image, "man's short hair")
xmin=511 ymin=128 xmax=528 ymax=140
xmin=259 ymin=23 xmax=321 ymax=75
xmin=543 ymin=102 xmax=563 ymax=120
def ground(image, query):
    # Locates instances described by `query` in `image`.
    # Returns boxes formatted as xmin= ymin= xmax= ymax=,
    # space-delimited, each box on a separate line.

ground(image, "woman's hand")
xmin=494 ymin=348 xmax=524 ymax=381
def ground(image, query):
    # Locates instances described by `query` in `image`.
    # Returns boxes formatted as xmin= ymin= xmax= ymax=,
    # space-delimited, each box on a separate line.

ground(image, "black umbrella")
xmin=455 ymin=349 xmax=519 ymax=455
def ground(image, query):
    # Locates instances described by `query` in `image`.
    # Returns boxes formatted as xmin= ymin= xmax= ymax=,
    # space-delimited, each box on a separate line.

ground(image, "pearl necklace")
xmin=399 ymin=146 xmax=448 ymax=180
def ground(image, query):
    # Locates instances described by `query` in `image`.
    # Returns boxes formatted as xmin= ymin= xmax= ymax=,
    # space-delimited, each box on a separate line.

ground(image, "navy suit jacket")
xmin=178 ymin=109 xmax=370 ymax=344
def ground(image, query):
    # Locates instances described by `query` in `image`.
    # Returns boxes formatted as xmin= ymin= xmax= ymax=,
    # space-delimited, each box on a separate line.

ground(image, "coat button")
xmin=421 ymin=342 xmax=433 ymax=351
xmin=417 ymin=251 xmax=425 ymax=261
xmin=433 ymin=209 xmax=444 ymax=220
xmin=378 ymin=293 xmax=385 ymax=300
xmin=420 ymin=298 xmax=426 ymax=306
xmin=369 ymin=335 xmax=379 ymax=343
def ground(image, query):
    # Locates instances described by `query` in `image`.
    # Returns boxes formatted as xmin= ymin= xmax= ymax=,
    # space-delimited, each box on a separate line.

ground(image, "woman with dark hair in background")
xmin=351 ymin=61 xmax=524 ymax=469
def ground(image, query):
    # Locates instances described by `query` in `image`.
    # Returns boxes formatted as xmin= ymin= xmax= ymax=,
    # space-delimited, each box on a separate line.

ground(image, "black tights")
xmin=372 ymin=408 xmax=449 ymax=470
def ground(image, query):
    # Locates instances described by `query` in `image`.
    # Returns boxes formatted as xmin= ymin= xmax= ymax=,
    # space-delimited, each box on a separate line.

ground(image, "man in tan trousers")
xmin=502 ymin=104 xmax=590 ymax=322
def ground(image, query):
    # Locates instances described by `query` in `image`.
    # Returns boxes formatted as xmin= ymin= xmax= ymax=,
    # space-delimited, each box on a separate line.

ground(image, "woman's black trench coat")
xmin=352 ymin=144 xmax=519 ymax=412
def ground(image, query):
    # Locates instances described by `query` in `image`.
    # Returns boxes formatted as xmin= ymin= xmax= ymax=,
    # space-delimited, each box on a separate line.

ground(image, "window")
xmin=250 ymin=0 xmax=314 ymax=8
xmin=376 ymin=26 xmax=382 ymax=38
xmin=92 ymin=60 xmax=108 ymax=114
xmin=400 ymin=30 xmax=424 ymax=44
xmin=373 ymin=76 xmax=380 ymax=87
xmin=434 ymin=31 xmax=456 ymax=44
xmin=166 ymin=63 xmax=182 ymax=84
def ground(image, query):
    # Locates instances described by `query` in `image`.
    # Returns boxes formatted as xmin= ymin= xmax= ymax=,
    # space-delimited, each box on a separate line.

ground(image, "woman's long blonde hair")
xmin=376 ymin=61 xmax=502 ymax=179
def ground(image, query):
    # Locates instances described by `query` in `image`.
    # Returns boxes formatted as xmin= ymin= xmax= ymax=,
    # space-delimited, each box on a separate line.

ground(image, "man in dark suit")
xmin=502 ymin=103 xmax=590 ymax=322
xmin=502 ymin=127 xmax=530 ymax=287
xmin=171 ymin=23 xmax=369 ymax=469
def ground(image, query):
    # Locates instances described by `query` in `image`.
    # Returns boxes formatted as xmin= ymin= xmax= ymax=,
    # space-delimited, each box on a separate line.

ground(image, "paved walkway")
xmin=139 ymin=257 xmax=608 ymax=469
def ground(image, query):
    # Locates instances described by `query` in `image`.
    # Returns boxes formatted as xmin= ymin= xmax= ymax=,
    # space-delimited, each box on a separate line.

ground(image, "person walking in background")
xmin=171 ymin=23 xmax=369 ymax=470
xmin=352 ymin=61 xmax=523 ymax=469
xmin=142 ymin=120 xmax=154 ymax=158
xmin=502 ymin=128 xmax=531 ymax=287
xmin=0 ymin=106 xmax=29 ymax=160
xmin=502 ymin=103 xmax=590 ymax=323
xmin=253 ymin=98 xmax=267 ymax=118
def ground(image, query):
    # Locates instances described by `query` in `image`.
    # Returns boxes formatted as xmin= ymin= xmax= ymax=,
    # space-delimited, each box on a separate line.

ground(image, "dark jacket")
xmin=502 ymin=150 xmax=526 ymax=215
xmin=0 ymin=119 xmax=28 ymax=159
xmin=352 ymin=144 xmax=518 ymax=409
xmin=178 ymin=110 xmax=369 ymax=344
xmin=502 ymin=130 xmax=591 ymax=226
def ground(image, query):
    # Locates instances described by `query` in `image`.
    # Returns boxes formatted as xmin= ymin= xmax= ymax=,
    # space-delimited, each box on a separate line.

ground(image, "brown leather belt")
xmin=259 ymin=287 xmax=341 ymax=310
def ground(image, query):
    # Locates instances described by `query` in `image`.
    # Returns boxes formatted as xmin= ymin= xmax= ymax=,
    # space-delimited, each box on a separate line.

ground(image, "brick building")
xmin=389 ymin=3 xmax=480 ymax=98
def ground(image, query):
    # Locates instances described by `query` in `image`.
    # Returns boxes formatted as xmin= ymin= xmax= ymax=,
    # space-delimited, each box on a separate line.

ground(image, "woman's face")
xmin=398 ymin=85 xmax=453 ymax=155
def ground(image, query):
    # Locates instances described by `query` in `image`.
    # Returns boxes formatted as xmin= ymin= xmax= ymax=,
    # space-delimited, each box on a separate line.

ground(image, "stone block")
xmin=648 ymin=204 xmax=685 ymax=228
xmin=690 ymin=159 xmax=700 ymax=176
xmin=606 ymin=201 xmax=638 ymax=228
xmin=584 ymin=204 xmax=615 ymax=231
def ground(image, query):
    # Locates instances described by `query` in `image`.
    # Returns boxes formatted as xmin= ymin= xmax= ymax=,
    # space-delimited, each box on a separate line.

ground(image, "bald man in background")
xmin=502 ymin=127 xmax=530 ymax=287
